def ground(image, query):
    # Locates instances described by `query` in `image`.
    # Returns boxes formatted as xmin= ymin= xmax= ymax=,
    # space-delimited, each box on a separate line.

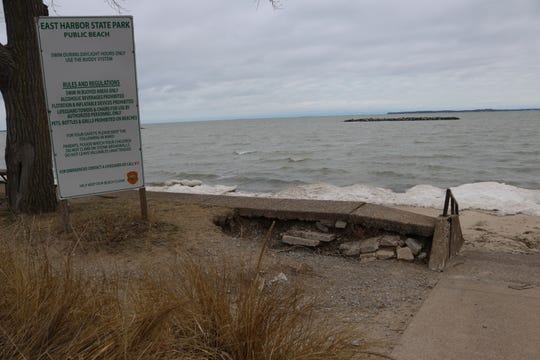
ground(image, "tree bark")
xmin=1 ymin=0 xmax=57 ymax=213
xmin=0 ymin=44 xmax=15 ymax=89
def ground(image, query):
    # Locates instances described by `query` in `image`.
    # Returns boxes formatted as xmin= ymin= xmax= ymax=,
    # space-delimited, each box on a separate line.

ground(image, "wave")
xmin=147 ymin=179 xmax=237 ymax=195
xmin=233 ymin=150 xmax=257 ymax=155
xmin=287 ymin=157 xmax=308 ymax=163
xmin=147 ymin=181 xmax=540 ymax=216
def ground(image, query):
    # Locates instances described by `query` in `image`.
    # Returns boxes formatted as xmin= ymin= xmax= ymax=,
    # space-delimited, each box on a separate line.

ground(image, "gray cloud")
xmin=1 ymin=0 xmax=539 ymax=128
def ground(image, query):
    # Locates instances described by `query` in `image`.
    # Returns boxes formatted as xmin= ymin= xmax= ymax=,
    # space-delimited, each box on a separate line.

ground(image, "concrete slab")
xmin=119 ymin=191 xmax=439 ymax=240
xmin=285 ymin=230 xmax=336 ymax=242
xmin=201 ymin=196 xmax=284 ymax=212
xmin=393 ymin=253 xmax=540 ymax=360
xmin=430 ymin=215 xmax=465 ymax=271
xmin=449 ymin=215 xmax=464 ymax=256
xmin=237 ymin=198 xmax=363 ymax=222
xmin=429 ymin=216 xmax=451 ymax=271
xmin=281 ymin=235 xmax=320 ymax=247
xmin=351 ymin=204 xmax=436 ymax=237
xmin=144 ymin=191 xmax=216 ymax=204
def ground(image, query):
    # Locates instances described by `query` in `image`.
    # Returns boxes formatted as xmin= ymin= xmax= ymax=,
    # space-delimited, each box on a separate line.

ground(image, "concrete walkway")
xmin=392 ymin=251 xmax=540 ymax=360
xmin=120 ymin=190 xmax=540 ymax=358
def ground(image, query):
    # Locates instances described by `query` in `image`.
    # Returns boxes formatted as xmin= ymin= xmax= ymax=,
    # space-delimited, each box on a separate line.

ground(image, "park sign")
xmin=36 ymin=16 xmax=144 ymax=199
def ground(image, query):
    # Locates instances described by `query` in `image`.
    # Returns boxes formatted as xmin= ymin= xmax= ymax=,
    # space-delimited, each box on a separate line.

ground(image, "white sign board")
xmin=36 ymin=16 xmax=144 ymax=199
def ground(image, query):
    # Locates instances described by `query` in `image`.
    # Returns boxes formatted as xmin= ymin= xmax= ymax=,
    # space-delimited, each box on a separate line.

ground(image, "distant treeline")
xmin=388 ymin=108 xmax=540 ymax=115
xmin=344 ymin=117 xmax=460 ymax=122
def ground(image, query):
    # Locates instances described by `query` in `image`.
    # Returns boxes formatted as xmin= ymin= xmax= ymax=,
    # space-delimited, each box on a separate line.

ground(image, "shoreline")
xmin=136 ymin=189 xmax=540 ymax=255
xmin=147 ymin=181 xmax=540 ymax=217
xmin=388 ymin=108 xmax=540 ymax=114
xmin=394 ymin=205 xmax=540 ymax=255
xmin=140 ymin=190 xmax=540 ymax=255
xmin=1 ymin=184 xmax=538 ymax=255
xmin=2 ymin=189 xmax=539 ymax=357
xmin=344 ymin=116 xmax=460 ymax=122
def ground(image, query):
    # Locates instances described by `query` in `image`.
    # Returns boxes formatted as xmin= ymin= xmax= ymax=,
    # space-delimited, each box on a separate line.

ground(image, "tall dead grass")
xmin=0 ymin=219 xmax=356 ymax=359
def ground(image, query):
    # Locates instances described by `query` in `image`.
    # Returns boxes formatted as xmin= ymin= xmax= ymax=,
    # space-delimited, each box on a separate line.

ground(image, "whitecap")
xmin=147 ymin=182 xmax=237 ymax=195
xmin=287 ymin=157 xmax=308 ymax=162
xmin=233 ymin=150 xmax=256 ymax=155
xmin=163 ymin=179 xmax=203 ymax=187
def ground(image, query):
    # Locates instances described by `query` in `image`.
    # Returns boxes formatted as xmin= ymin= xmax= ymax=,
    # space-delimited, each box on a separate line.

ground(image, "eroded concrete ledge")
xmin=237 ymin=198 xmax=363 ymax=222
xmin=134 ymin=192 xmax=439 ymax=239
xmin=122 ymin=191 xmax=462 ymax=268
xmin=350 ymin=204 xmax=436 ymax=237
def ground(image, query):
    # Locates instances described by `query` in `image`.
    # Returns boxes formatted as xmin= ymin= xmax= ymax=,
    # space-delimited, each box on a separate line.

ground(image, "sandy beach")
xmin=395 ymin=205 xmax=540 ymax=255
xmin=1 ymin=189 xmax=539 ymax=357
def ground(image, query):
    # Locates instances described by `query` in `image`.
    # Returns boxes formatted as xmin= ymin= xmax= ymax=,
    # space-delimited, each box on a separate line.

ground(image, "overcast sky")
xmin=1 ymin=0 xmax=540 ymax=129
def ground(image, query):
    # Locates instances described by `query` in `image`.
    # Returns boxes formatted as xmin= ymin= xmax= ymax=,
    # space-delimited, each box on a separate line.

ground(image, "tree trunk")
xmin=0 ymin=0 xmax=57 ymax=213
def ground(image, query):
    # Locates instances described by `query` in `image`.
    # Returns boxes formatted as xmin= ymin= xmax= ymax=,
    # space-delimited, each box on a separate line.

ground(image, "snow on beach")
xmin=147 ymin=181 xmax=540 ymax=217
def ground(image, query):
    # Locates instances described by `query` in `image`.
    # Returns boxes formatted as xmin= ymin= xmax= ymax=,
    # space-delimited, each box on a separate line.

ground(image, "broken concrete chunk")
xmin=376 ymin=248 xmax=396 ymax=260
xmin=359 ymin=237 xmax=380 ymax=253
xmin=397 ymin=246 xmax=415 ymax=261
xmin=319 ymin=219 xmax=335 ymax=227
xmin=405 ymin=238 xmax=423 ymax=255
xmin=315 ymin=222 xmax=330 ymax=233
xmin=339 ymin=241 xmax=362 ymax=256
xmin=269 ymin=272 xmax=288 ymax=285
xmin=360 ymin=253 xmax=377 ymax=262
xmin=335 ymin=220 xmax=348 ymax=229
xmin=379 ymin=235 xmax=401 ymax=247
xmin=286 ymin=230 xmax=336 ymax=242
xmin=281 ymin=235 xmax=320 ymax=247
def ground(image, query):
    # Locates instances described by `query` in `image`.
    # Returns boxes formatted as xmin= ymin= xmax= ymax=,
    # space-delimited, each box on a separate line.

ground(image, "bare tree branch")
xmin=105 ymin=0 xmax=127 ymax=14
xmin=48 ymin=0 xmax=61 ymax=15
xmin=0 ymin=43 xmax=15 ymax=90
xmin=268 ymin=0 xmax=282 ymax=9
xmin=46 ymin=0 xmax=126 ymax=15
xmin=256 ymin=0 xmax=283 ymax=10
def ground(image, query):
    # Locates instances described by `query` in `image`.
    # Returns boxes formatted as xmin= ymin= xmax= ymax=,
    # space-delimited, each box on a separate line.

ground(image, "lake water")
xmin=1 ymin=110 xmax=539 ymax=215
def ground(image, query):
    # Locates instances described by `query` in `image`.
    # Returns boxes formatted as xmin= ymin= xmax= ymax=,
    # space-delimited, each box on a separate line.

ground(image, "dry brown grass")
xmin=0 ymin=241 xmax=122 ymax=358
xmin=0 ymin=199 xmax=178 ymax=255
xmin=0 ymin=212 xmax=358 ymax=359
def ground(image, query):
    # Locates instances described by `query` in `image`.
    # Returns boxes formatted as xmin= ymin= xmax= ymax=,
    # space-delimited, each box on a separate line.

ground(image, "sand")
xmin=1 ymin=191 xmax=539 ymax=357
xmin=395 ymin=205 xmax=540 ymax=254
